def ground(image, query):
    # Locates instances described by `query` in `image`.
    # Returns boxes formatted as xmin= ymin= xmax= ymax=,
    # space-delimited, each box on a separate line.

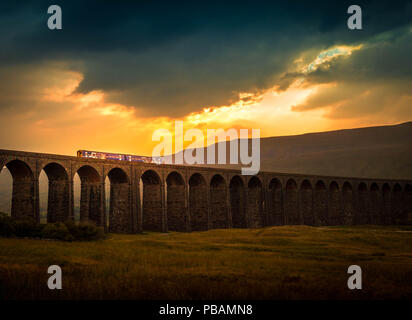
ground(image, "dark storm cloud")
xmin=290 ymin=24 xmax=412 ymax=119
xmin=1 ymin=0 xmax=412 ymax=116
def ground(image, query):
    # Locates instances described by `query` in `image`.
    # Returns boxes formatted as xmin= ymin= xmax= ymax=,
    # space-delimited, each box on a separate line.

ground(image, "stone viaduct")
xmin=0 ymin=149 xmax=411 ymax=233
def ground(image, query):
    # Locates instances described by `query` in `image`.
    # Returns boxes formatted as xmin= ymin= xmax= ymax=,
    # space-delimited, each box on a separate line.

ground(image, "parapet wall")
xmin=1 ymin=148 xmax=411 ymax=233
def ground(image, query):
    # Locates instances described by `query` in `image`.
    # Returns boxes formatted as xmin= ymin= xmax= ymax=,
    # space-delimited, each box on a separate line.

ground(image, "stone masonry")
xmin=0 ymin=148 xmax=411 ymax=233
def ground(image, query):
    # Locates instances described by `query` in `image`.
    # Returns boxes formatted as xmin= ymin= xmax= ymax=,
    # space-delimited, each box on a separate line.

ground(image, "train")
xmin=77 ymin=150 xmax=164 ymax=164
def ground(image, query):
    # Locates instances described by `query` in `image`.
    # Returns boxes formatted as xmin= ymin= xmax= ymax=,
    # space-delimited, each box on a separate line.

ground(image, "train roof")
xmin=78 ymin=150 xmax=154 ymax=157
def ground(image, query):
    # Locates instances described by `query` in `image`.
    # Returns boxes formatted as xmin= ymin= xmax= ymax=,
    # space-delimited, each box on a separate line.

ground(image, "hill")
xmin=175 ymin=121 xmax=412 ymax=179
xmin=1 ymin=121 xmax=411 ymax=214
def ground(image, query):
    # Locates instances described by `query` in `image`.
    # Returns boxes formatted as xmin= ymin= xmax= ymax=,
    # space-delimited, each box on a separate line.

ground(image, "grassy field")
xmin=0 ymin=225 xmax=411 ymax=300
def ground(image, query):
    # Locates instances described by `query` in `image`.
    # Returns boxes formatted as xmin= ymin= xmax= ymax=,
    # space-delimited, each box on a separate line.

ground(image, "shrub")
xmin=64 ymin=220 xmax=78 ymax=237
xmin=65 ymin=221 xmax=105 ymax=241
xmin=0 ymin=212 xmax=15 ymax=237
xmin=13 ymin=219 xmax=43 ymax=238
xmin=41 ymin=223 xmax=73 ymax=241
xmin=0 ymin=213 xmax=105 ymax=241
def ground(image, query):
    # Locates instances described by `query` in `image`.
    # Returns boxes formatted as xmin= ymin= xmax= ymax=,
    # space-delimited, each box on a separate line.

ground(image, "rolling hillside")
xmin=176 ymin=121 xmax=412 ymax=180
xmin=1 ymin=121 xmax=411 ymax=214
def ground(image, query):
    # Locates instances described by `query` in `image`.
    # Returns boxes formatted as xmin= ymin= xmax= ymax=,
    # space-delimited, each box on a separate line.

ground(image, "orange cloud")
xmin=0 ymin=41 xmax=409 ymax=158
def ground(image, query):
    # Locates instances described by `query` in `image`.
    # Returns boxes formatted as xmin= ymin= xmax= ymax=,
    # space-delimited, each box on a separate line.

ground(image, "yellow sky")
xmin=0 ymin=43 xmax=408 ymax=157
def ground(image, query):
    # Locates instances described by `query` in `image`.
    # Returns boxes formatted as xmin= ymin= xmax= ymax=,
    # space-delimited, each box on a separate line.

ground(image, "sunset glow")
xmin=0 ymin=4 xmax=411 ymax=157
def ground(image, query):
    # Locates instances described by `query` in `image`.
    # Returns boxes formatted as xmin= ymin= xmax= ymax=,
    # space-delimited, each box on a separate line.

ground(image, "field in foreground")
xmin=0 ymin=226 xmax=411 ymax=300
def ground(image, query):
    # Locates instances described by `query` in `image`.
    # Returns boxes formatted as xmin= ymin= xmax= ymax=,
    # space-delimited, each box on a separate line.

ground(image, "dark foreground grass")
xmin=0 ymin=225 xmax=411 ymax=300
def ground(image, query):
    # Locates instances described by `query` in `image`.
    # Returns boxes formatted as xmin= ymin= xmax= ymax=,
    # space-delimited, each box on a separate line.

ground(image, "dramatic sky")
xmin=1 ymin=0 xmax=412 ymax=156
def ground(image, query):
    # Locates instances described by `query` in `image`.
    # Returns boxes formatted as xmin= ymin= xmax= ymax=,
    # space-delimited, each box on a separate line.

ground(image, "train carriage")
xmin=77 ymin=150 xmax=163 ymax=164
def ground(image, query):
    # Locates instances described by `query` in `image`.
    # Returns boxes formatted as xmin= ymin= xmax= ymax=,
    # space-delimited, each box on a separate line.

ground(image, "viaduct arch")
xmin=0 ymin=149 xmax=411 ymax=233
